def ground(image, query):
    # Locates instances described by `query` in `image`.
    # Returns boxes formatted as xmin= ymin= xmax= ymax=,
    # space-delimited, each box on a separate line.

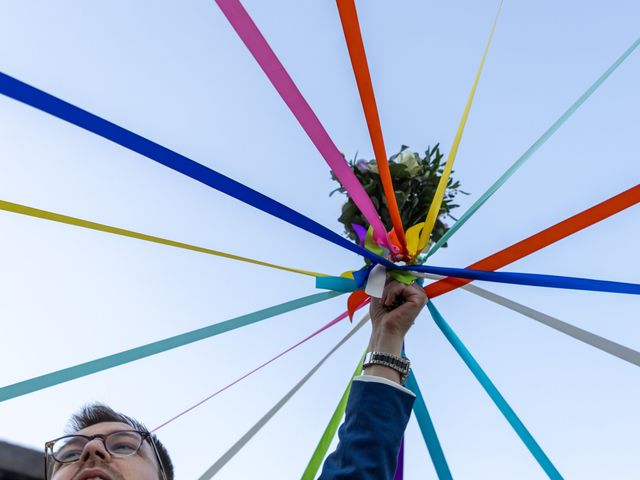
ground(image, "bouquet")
xmin=331 ymin=145 xmax=467 ymax=260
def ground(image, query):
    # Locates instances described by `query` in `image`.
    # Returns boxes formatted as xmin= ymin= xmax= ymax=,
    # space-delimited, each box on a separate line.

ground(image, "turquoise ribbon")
xmin=316 ymin=275 xmax=359 ymax=292
xmin=428 ymin=35 xmax=640 ymax=258
xmin=405 ymin=370 xmax=453 ymax=480
xmin=0 ymin=291 xmax=341 ymax=402
xmin=428 ymin=301 xmax=563 ymax=479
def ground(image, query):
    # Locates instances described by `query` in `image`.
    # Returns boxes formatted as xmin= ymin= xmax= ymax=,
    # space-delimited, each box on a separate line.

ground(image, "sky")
xmin=0 ymin=1 xmax=639 ymax=478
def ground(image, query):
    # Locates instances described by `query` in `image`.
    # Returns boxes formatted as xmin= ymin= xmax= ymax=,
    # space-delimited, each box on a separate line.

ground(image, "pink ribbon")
xmin=214 ymin=0 xmax=391 ymax=250
xmin=152 ymin=309 xmax=350 ymax=432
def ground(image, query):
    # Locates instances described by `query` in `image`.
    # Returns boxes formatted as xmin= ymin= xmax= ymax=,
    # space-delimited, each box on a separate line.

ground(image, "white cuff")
xmin=354 ymin=375 xmax=415 ymax=397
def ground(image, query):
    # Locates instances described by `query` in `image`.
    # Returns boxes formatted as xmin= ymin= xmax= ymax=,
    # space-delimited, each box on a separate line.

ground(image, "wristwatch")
xmin=362 ymin=351 xmax=411 ymax=385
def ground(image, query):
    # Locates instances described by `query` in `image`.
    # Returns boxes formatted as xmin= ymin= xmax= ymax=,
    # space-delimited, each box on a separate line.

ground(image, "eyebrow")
xmin=75 ymin=427 xmax=138 ymax=436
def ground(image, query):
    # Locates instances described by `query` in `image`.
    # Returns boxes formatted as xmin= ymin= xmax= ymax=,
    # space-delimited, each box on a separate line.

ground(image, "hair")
xmin=66 ymin=403 xmax=174 ymax=480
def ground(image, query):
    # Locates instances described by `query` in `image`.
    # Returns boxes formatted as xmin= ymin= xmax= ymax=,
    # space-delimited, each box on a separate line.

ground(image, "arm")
xmin=319 ymin=280 xmax=427 ymax=480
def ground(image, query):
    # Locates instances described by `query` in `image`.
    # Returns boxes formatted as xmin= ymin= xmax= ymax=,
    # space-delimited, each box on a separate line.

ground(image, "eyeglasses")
xmin=44 ymin=430 xmax=168 ymax=480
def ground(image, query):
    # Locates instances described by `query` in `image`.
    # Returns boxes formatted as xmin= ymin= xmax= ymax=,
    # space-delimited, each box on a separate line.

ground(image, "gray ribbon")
xmin=198 ymin=314 xmax=370 ymax=479
xmin=417 ymin=273 xmax=640 ymax=367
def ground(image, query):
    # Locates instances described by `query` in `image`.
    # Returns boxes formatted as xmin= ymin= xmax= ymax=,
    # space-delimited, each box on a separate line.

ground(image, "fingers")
xmin=381 ymin=279 xmax=427 ymax=309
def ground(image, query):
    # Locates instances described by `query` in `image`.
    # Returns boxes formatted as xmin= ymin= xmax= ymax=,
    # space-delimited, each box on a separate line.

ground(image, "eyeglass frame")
xmin=44 ymin=429 xmax=168 ymax=480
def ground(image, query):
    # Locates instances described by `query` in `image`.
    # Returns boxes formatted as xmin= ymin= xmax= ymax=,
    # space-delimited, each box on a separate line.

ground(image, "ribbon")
xmin=336 ymin=0 xmax=407 ymax=255
xmin=0 ymin=71 xmax=399 ymax=270
xmin=394 ymin=437 xmax=404 ymax=480
xmin=426 ymin=184 xmax=640 ymax=298
xmin=409 ymin=264 xmax=640 ymax=296
xmin=316 ymin=275 xmax=359 ymax=292
xmin=428 ymin=301 xmax=563 ymax=479
xmin=301 ymin=349 xmax=367 ymax=480
xmin=322 ymin=262 xmax=640 ymax=296
xmin=465 ymin=282 xmax=640 ymax=367
xmin=198 ymin=315 xmax=369 ymax=479
xmin=405 ymin=370 xmax=453 ymax=480
xmin=347 ymin=184 xmax=640 ymax=327
xmin=213 ymin=0 xmax=392 ymax=251
xmin=427 ymin=35 xmax=640 ymax=257
xmin=415 ymin=0 xmax=503 ymax=254
xmin=152 ymin=309 xmax=354 ymax=432
xmin=0 ymin=291 xmax=341 ymax=402
xmin=418 ymin=272 xmax=640 ymax=368
xmin=0 ymin=199 xmax=327 ymax=278
xmin=12 ymin=195 xmax=635 ymax=298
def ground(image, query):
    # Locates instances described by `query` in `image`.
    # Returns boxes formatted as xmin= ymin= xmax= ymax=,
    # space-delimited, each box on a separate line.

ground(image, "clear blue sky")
xmin=1 ymin=1 xmax=639 ymax=478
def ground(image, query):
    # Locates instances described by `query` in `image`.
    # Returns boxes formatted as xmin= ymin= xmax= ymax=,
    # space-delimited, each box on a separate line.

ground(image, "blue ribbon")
xmin=318 ymin=262 xmax=640 ymax=297
xmin=315 ymin=265 xmax=371 ymax=292
xmin=428 ymin=301 xmax=563 ymax=479
xmin=0 ymin=72 xmax=396 ymax=270
xmin=405 ymin=370 xmax=453 ymax=480
xmin=315 ymin=276 xmax=359 ymax=292
xmin=3 ymin=73 xmax=636 ymax=302
xmin=407 ymin=264 xmax=640 ymax=295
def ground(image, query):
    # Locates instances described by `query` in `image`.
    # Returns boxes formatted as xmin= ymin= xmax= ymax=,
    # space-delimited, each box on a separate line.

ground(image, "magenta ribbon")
xmin=214 ymin=0 xmax=391 ymax=249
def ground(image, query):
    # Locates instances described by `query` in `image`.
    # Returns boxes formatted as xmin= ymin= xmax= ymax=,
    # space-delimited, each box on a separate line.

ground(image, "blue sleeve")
xmin=318 ymin=379 xmax=415 ymax=480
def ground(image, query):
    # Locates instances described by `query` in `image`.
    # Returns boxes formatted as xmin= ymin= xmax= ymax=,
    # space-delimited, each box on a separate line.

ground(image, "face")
xmin=50 ymin=422 xmax=160 ymax=480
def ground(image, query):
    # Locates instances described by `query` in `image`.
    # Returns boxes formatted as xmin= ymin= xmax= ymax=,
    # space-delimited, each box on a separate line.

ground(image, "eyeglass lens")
xmin=51 ymin=431 xmax=144 ymax=463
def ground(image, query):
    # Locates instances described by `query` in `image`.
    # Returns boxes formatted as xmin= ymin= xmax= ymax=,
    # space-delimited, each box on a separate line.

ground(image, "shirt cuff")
xmin=354 ymin=375 xmax=416 ymax=397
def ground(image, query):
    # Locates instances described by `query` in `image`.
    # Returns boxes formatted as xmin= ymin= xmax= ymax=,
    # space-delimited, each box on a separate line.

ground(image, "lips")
xmin=75 ymin=468 xmax=113 ymax=480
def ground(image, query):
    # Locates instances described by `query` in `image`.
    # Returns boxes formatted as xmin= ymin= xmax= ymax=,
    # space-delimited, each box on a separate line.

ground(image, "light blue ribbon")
xmin=428 ymin=301 xmax=563 ymax=479
xmin=428 ymin=35 xmax=640 ymax=258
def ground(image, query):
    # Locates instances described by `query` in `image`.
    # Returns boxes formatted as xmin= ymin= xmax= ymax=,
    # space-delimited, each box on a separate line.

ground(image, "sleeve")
xmin=318 ymin=377 xmax=415 ymax=480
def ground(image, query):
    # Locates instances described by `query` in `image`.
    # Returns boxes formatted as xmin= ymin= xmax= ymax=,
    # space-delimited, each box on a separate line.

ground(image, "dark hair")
xmin=66 ymin=403 xmax=174 ymax=480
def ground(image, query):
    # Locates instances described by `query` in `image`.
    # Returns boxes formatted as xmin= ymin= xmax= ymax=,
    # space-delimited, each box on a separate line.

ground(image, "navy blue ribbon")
xmin=407 ymin=264 xmax=640 ymax=295
xmin=0 ymin=72 xmax=396 ymax=269
xmin=2 ymin=73 xmax=637 ymax=298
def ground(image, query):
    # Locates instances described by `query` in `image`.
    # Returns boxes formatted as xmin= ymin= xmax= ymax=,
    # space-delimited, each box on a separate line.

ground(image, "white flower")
xmin=395 ymin=150 xmax=421 ymax=176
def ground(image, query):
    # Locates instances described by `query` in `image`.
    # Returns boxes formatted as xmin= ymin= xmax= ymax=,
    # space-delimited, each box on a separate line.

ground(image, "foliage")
xmin=330 ymin=145 xmax=467 ymax=251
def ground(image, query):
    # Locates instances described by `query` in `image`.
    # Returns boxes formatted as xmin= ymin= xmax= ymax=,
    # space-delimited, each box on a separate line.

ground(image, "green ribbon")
xmin=301 ymin=350 xmax=366 ymax=479
xmin=0 ymin=291 xmax=341 ymax=402
xmin=428 ymin=34 xmax=640 ymax=258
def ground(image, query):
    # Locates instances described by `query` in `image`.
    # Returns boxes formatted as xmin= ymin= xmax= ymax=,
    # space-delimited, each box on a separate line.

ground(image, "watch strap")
xmin=362 ymin=351 xmax=411 ymax=384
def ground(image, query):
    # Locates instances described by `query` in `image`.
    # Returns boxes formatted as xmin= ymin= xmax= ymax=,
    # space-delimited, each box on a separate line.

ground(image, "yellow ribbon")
xmin=416 ymin=0 xmax=503 ymax=254
xmin=0 ymin=200 xmax=327 ymax=278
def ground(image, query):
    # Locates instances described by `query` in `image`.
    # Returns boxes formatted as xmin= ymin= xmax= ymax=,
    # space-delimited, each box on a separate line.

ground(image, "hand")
xmin=367 ymin=278 xmax=428 ymax=356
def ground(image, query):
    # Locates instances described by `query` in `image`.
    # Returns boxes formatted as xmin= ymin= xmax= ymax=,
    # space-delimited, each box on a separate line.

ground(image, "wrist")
xmin=368 ymin=328 xmax=404 ymax=356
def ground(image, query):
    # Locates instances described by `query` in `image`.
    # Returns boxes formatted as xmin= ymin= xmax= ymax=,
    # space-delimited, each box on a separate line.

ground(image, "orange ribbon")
xmin=337 ymin=0 xmax=408 ymax=257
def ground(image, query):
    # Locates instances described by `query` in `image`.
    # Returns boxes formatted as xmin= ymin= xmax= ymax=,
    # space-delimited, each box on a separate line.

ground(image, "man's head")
xmin=46 ymin=404 xmax=174 ymax=480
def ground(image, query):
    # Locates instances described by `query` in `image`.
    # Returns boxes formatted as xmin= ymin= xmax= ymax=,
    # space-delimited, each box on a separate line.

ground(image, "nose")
xmin=80 ymin=438 xmax=111 ymax=462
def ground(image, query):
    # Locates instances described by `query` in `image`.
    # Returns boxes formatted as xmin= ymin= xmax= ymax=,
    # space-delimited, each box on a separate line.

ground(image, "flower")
xmin=333 ymin=144 xmax=466 ymax=252
xmin=355 ymin=159 xmax=369 ymax=173
xmin=395 ymin=150 xmax=421 ymax=176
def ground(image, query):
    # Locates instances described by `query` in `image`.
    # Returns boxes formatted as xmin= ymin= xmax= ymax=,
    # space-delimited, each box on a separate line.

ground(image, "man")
xmin=45 ymin=406 xmax=173 ymax=479
xmin=45 ymin=279 xmax=425 ymax=479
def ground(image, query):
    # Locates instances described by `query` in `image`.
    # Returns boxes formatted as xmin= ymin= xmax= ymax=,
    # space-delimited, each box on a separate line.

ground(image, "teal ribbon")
xmin=427 ymin=301 xmax=563 ymax=479
xmin=0 ymin=291 xmax=341 ymax=402
xmin=316 ymin=275 xmax=359 ymax=292
xmin=428 ymin=35 xmax=640 ymax=258
xmin=405 ymin=370 xmax=453 ymax=480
